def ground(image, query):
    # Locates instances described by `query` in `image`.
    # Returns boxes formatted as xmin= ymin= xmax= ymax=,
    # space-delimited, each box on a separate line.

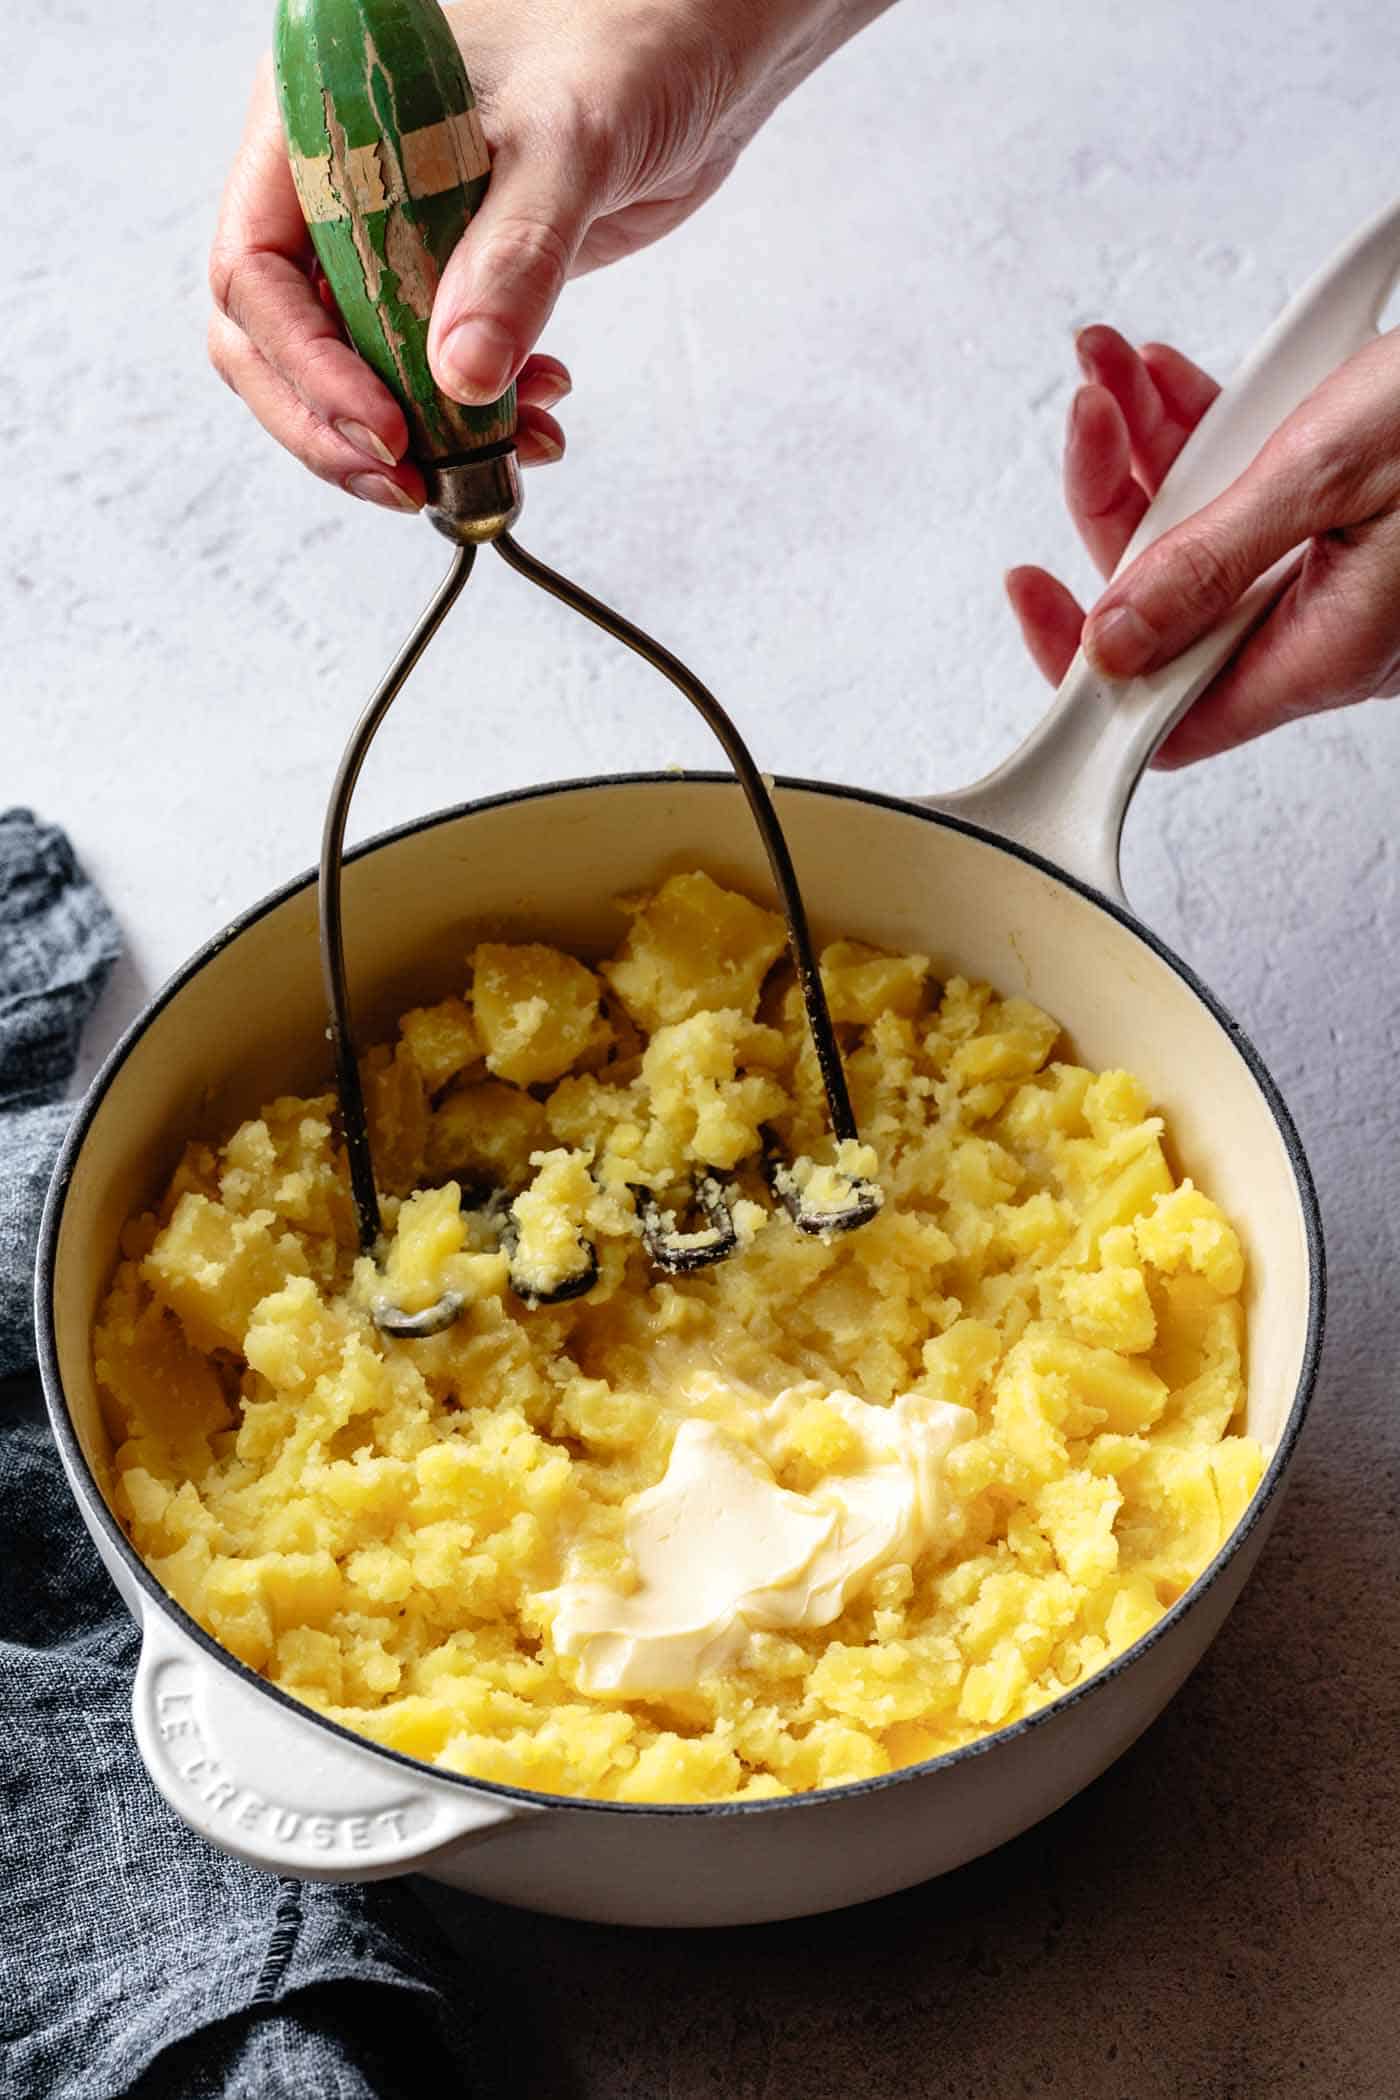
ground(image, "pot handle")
xmin=933 ymin=195 xmax=1400 ymax=902
xmin=132 ymin=1597 xmax=537 ymax=1880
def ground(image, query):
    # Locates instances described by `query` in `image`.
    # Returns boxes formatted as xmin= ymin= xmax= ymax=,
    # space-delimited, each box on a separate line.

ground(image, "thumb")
xmin=428 ymin=137 xmax=596 ymax=407
xmin=1155 ymin=510 xmax=1400 ymax=765
xmin=1081 ymin=423 xmax=1333 ymax=681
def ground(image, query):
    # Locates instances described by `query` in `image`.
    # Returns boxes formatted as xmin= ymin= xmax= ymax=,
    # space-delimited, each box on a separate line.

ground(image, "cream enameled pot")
xmin=38 ymin=201 xmax=1400 ymax=1928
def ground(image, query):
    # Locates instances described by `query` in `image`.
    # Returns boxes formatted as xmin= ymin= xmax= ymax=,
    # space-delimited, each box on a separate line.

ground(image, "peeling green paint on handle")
xmin=273 ymin=0 xmax=516 ymax=463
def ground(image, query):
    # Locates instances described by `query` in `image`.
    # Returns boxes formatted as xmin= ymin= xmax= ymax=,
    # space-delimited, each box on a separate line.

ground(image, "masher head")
xmin=318 ymin=529 xmax=886 ymax=1331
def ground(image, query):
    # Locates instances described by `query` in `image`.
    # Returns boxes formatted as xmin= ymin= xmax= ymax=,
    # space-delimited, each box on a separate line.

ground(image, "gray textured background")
xmin=11 ymin=0 xmax=1400 ymax=2091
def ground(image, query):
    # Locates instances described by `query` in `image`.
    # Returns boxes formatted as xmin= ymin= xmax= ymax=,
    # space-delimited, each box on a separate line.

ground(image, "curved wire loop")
xmin=318 ymin=533 xmax=880 ymax=1311
xmin=320 ymin=543 xmax=476 ymax=1251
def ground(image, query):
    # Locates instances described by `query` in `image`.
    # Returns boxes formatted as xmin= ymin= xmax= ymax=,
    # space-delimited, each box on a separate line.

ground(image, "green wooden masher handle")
xmin=274 ymin=0 xmax=516 ymax=468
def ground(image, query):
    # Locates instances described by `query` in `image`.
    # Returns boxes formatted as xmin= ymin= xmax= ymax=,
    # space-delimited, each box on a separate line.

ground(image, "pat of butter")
xmin=547 ymin=1387 xmax=977 ymax=1695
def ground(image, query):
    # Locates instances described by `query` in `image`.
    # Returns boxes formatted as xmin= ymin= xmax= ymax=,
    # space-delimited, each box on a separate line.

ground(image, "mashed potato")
xmin=96 ymin=871 xmax=1261 ymax=1803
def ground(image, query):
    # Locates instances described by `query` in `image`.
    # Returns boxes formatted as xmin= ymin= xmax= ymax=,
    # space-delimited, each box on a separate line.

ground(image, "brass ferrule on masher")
xmin=426 ymin=448 xmax=524 ymax=545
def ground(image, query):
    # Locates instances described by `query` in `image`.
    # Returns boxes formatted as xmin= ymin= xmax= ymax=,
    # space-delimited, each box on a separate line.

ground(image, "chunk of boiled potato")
xmin=950 ymin=998 xmax=1060 ymax=1087
xmin=95 ymin=1261 xmax=232 ymax=1473
xmin=1050 ymin=1263 xmax=1157 ymax=1355
xmin=1083 ymin=1068 xmax=1153 ymax=1140
xmin=471 ymin=943 xmax=611 ymax=1087
xmin=360 ymin=1043 xmax=429 ymax=1195
xmin=1035 ymin=1470 xmax=1123 ymax=1587
xmin=995 ymin=1325 xmax=1169 ymax=1464
xmin=1025 ymin=1328 xmax=1169 ymax=1434
xmin=142 ymin=1193 xmax=310 ymax=1354
xmin=216 ymin=1097 xmax=347 ymax=1239
xmin=601 ymin=870 xmax=786 ymax=1029
xmin=243 ymin=1274 xmax=354 ymax=1394
xmin=398 ymin=997 xmax=483 ymax=1091
xmin=1103 ymin=1571 xmax=1162 ymax=1655
xmin=426 ymin=1079 xmax=550 ymax=1189
xmin=1134 ymin=1180 xmax=1245 ymax=1295
xmin=1063 ymin=1138 xmax=1175 ymax=1267
xmin=818 ymin=940 xmax=930 ymax=1023
xmin=999 ymin=1064 xmax=1094 ymax=1151
xmin=509 ymin=1150 xmax=598 ymax=1297
xmin=638 ymin=1011 xmax=787 ymax=1172
xmin=378 ymin=1184 xmax=509 ymax=1314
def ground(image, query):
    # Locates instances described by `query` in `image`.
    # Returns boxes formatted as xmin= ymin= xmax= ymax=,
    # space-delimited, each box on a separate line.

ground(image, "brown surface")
xmin=418 ymin=1413 xmax=1400 ymax=2098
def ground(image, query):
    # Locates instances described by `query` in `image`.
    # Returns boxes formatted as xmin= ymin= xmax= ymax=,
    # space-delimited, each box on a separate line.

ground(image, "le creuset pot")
xmin=38 ymin=197 xmax=1400 ymax=1927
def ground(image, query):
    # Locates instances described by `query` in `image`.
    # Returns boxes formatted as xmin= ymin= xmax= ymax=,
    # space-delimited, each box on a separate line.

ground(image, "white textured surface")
xmin=11 ymin=0 xmax=1400 ymax=2087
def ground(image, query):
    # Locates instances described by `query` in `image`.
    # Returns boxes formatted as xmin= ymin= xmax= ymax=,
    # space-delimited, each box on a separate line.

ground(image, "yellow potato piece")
xmin=471 ymin=942 xmax=611 ymax=1087
xmin=638 ymin=1011 xmax=787 ymax=1175
xmin=360 ymin=1044 xmax=430 ymax=1196
xmin=818 ymin=940 xmax=931 ymax=1024
xmin=142 ymin=1194 xmax=309 ymax=1356
xmin=1049 ymin=1263 xmax=1157 ymax=1355
xmin=602 ymin=869 xmax=786 ymax=1029
xmin=1063 ymin=1139 xmax=1175 ymax=1267
xmin=427 ymin=1079 xmax=549 ymax=1189
xmin=1135 ymin=1180 xmax=1246 ymax=1295
xmin=398 ymin=997 xmax=483 ymax=1092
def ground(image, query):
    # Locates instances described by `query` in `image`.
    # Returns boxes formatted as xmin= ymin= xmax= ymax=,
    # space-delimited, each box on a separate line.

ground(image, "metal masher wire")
xmin=492 ymin=532 xmax=868 ymax=1158
xmin=319 ymin=541 xmax=476 ymax=1250
xmin=319 ymin=533 xmax=881 ymax=1322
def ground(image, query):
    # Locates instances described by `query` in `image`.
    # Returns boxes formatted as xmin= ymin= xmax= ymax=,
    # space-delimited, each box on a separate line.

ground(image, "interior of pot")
xmin=48 ymin=775 xmax=1316 ymax=1532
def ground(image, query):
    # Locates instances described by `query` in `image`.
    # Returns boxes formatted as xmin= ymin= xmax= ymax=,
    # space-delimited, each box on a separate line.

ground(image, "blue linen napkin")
xmin=0 ymin=810 xmax=475 ymax=2100
xmin=0 ymin=808 xmax=121 ymax=1379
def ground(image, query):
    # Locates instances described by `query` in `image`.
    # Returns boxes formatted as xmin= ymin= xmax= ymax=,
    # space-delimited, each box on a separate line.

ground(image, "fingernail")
xmin=526 ymin=430 xmax=564 ymax=465
xmin=438 ymin=315 xmax=516 ymax=403
xmin=335 ymin=418 xmax=398 ymax=466
xmin=1084 ymin=603 xmax=1158 ymax=677
xmin=346 ymin=473 xmax=420 ymax=513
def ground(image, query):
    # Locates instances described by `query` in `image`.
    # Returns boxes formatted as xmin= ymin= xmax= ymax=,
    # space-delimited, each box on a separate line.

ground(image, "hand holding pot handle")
xmin=943 ymin=196 xmax=1400 ymax=900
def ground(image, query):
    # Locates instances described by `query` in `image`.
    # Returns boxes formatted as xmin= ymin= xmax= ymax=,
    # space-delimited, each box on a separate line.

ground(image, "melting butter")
xmin=547 ymin=1386 xmax=977 ymax=1695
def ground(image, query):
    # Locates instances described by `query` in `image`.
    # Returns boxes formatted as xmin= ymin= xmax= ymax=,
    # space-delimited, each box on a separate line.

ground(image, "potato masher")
xmin=274 ymin=0 xmax=881 ymax=1331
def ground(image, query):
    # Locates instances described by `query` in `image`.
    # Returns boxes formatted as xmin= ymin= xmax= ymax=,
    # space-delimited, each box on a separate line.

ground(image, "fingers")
xmin=1151 ymin=573 xmax=1306 ymax=767
xmin=213 ymin=247 xmax=411 ymax=469
xmin=209 ymin=58 xmax=577 ymax=495
xmin=516 ymin=354 xmax=571 ymax=411
xmin=512 ymin=354 xmax=571 ymax=464
xmin=1076 ymin=325 xmax=1186 ymax=491
xmin=210 ymin=62 xmax=411 ymax=474
xmin=1082 ymin=428 xmax=1325 ymax=681
xmin=209 ymin=65 xmax=577 ymax=479
xmin=1060 ymin=332 xmax=1223 ymax=585
xmin=1005 ymin=566 xmax=1087 ymax=686
xmin=1076 ymin=325 xmax=1220 ymax=498
xmin=517 ymin=403 xmax=566 ymax=467
xmin=1047 ymin=324 xmax=1400 ymax=761
xmin=1084 ymin=331 xmax=1400 ymax=681
xmin=209 ymin=314 xmax=426 ymax=508
xmin=1154 ymin=519 xmax=1400 ymax=765
xmin=212 ymin=305 xmax=569 ymax=490
xmin=214 ymin=313 xmax=570 ymax=486
xmin=1014 ymin=332 xmax=1225 ymax=695
xmin=1138 ymin=341 xmax=1221 ymax=431
xmin=428 ymin=122 xmax=602 ymax=405
xmin=1065 ymin=384 xmax=1149 ymax=578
